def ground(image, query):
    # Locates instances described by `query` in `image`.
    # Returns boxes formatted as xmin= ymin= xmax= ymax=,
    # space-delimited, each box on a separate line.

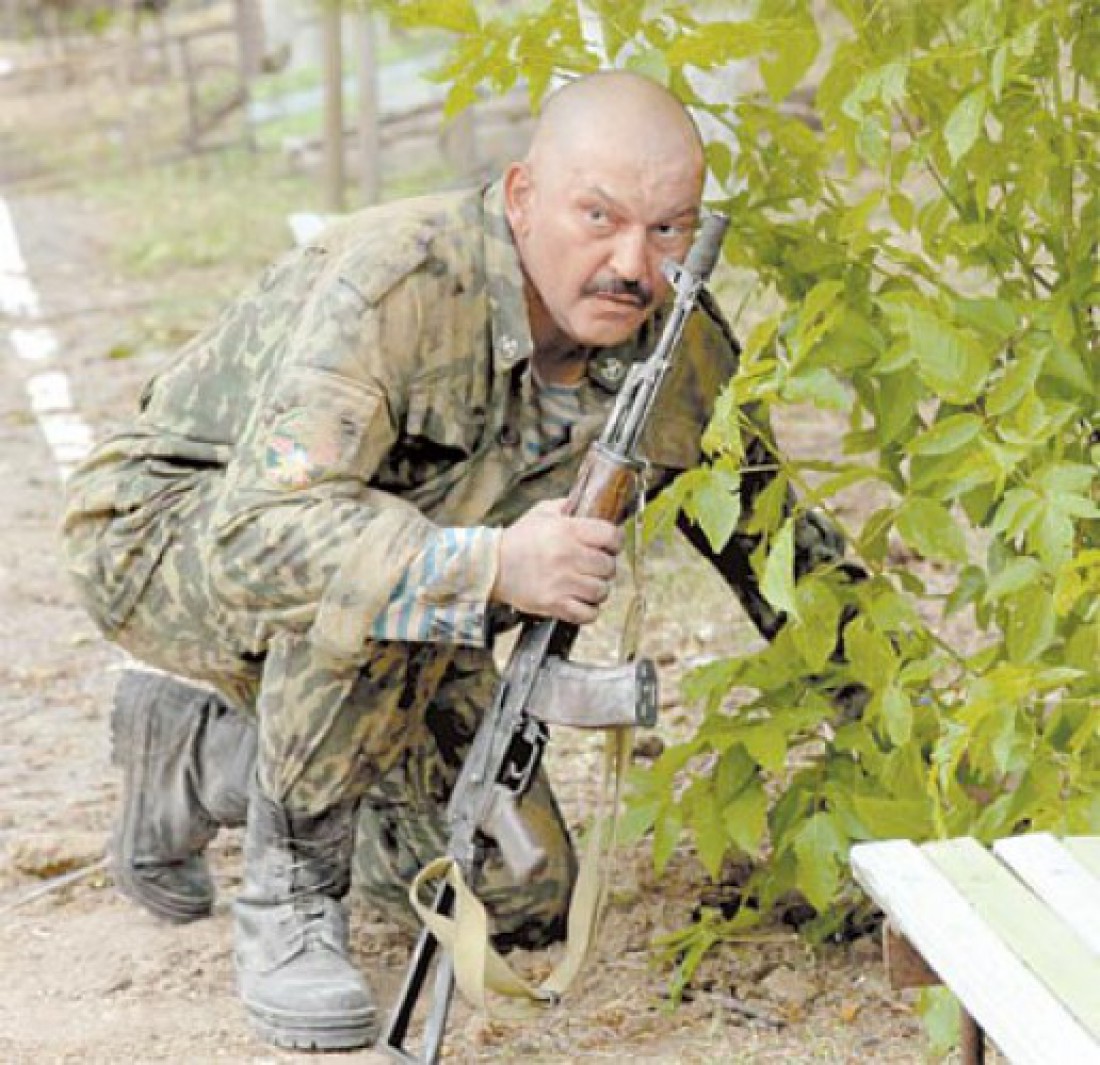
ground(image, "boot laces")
xmin=278 ymin=832 xmax=348 ymax=949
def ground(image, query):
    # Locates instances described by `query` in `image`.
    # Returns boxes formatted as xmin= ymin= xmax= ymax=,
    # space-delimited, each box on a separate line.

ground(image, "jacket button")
xmin=498 ymin=425 xmax=520 ymax=447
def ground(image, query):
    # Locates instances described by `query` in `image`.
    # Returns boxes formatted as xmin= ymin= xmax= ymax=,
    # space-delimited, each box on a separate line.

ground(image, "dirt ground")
xmin=0 ymin=73 xmax=941 ymax=1065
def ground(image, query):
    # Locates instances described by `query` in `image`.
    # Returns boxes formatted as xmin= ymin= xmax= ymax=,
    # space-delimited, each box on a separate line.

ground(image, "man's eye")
xmin=655 ymin=223 xmax=687 ymax=241
xmin=587 ymin=206 xmax=610 ymax=225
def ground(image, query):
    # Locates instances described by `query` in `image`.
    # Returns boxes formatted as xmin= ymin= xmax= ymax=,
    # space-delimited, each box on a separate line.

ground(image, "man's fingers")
xmin=561 ymin=597 xmax=600 ymax=626
xmin=574 ymin=546 xmax=617 ymax=581
xmin=569 ymin=574 xmax=612 ymax=606
xmin=572 ymin=516 xmax=625 ymax=554
xmin=492 ymin=500 xmax=624 ymax=623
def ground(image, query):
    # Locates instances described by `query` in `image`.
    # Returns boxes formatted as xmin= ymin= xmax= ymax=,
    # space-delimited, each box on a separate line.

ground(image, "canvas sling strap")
xmin=409 ymin=723 xmax=632 ymax=1017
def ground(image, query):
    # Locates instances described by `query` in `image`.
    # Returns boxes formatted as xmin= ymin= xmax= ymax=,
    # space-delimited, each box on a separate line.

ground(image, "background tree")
xmin=377 ymin=0 xmax=1098 ymax=982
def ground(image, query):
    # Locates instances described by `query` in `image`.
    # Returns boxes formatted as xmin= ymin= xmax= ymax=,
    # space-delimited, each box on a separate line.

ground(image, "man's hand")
xmin=492 ymin=498 xmax=624 ymax=625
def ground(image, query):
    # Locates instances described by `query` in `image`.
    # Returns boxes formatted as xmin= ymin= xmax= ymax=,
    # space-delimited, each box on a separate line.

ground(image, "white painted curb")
xmin=0 ymin=195 xmax=95 ymax=481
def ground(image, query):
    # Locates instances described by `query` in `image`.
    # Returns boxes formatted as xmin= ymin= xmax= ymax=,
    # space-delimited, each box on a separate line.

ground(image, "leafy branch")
xmin=378 ymin=0 xmax=1099 ymax=1026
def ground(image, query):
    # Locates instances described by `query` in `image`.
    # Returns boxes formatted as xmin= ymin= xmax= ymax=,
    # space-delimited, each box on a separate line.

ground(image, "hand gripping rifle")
xmin=382 ymin=212 xmax=730 ymax=1064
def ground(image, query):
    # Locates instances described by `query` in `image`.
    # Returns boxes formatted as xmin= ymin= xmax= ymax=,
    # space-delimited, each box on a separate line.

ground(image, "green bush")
xmin=381 ymin=0 xmax=1098 ymax=978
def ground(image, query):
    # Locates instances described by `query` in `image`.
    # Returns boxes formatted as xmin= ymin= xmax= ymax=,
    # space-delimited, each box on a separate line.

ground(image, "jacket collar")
xmin=482 ymin=181 xmax=535 ymax=375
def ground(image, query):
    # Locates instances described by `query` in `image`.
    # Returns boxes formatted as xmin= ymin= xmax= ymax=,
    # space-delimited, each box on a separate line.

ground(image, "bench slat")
xmin=993 ymin=833 xmax=1100 ymax=958
xmin=925 ymin=838 xmax=1100 ymax=1044
xmin=851 ymin=839 xmax=1100 ymax=1065
xmin=1065 ymin=837 xmax=1100 ymax=884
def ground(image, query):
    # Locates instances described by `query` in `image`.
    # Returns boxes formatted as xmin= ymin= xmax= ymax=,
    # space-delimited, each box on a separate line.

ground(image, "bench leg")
xmin=961 ymin=1009 xmax=985 ymax=1065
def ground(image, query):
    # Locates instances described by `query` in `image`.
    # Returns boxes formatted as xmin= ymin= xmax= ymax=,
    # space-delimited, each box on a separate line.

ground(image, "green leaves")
xmin=665 ymin=10 xmax=819 ymax=99
xmin=907 ymin=413 xmax=984 ymax=457
xmin=382 ymin=0 xmax=478 ymax=33
xmin=760 ymin=519 xmax=799 ymax=619
xmin=760 ymin=15 xmax=820 ymax=102
xmin=919 ymin=988 xmax=962 ymax=1059
xmin=986 ymin=339 xmax=1045 ymax=416
xmin=880 ymin=683 xmax=914 ymax=745
xmin=944 ymin=88 xmax=988 ymax=165
xmin=687 ymin=780 xmax=728 ymax=879
xmin=683 ymin=461 xmax=742 ymax=554
xmin=840 ymin=58 xmax=909 ymax=124
xmin=723 ymin=778 xmax=769 ymax=856
xmin=845 ymin=618 xmax=899 ymax=688
xmin=792 ymin=812 xmax=846 ymax=910
xmin=888 ymin=300 xmax=993 ymax=405
xmin=897 ymin=497 xmax=969 ymax=564
xmin=1003 ymin=586 xmax=1057 ymax=663
xmin=399 ymin=0 xmax=1100 ymax=1038
xmin=990 ymin=462 xmax=1098 ymax=570
xmin=789 ymin=578 xmax=842 ymax=671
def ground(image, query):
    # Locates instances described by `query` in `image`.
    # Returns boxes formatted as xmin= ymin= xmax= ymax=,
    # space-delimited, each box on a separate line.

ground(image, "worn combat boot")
xmin=234 ymin=782 xmax=378 ymax=1050
xmin=110 ymin=669 xmax=257 ymax=922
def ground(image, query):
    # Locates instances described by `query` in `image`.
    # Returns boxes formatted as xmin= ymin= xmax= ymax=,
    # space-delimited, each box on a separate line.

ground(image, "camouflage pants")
xmin=108 ymin=484 xmax=576 ymax=945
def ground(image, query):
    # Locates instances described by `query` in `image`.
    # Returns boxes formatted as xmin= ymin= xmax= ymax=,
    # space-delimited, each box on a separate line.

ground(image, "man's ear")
xmin=503 ymin=161 xmax=533 ymax=236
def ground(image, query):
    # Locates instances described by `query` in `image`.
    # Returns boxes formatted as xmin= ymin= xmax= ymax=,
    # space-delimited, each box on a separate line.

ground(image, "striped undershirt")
xmin=520 ymin=367 xmax=583 ymax=463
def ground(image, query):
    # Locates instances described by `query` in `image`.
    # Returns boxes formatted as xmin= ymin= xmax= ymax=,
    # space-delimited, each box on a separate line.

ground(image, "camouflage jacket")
xmin=62 ymin=182 xmax=845 ymax=663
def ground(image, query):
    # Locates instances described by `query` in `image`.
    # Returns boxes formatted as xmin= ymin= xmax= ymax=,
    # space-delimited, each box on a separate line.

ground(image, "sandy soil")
xmin=0 ymin=178 xmax=935 ymax=1064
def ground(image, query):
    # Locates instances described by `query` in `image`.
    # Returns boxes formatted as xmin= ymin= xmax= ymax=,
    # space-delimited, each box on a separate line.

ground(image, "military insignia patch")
xmin=588 ymin=351 xmax=630 ymax=392
xmin=263 ymin=411 xmax=341 ymax=489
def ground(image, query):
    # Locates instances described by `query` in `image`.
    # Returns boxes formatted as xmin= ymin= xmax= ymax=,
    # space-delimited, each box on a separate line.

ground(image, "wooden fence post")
xmin=442 ymin=107 xmax=477 ymax=181
xmin=355 ymin=8 xmax=380 ymax=205
xmin=234 ymin=0 xmax=265 ymax=79
xmin=322 ymin=0 xmax=345 ymax=212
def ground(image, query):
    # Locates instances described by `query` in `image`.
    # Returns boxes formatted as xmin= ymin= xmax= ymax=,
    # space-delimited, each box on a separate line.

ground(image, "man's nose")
xmin=608 ymin=225 xmax=648 ymax=282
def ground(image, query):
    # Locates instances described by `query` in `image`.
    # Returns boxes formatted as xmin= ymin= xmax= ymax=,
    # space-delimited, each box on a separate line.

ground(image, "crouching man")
xmin=61 ymin=72 xmax=857 ymax=1050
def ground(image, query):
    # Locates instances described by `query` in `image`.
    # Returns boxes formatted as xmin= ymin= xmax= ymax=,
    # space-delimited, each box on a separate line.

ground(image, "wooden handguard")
xmin=566 ymin=443 xmax=642 ymax=523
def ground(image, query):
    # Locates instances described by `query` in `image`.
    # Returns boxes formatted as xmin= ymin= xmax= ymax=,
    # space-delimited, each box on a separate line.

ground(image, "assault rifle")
xmin=382 ymin=211 xmax=730 ymax=1064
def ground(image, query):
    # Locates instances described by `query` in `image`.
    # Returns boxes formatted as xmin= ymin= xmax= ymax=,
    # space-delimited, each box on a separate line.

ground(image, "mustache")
xmin=581 ymin=275 xmax=653 ymax=310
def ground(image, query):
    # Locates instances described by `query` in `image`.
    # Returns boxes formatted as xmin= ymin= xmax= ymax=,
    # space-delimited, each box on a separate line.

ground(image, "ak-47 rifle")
xmin=382 ymin=211 xmax=731 ymax=1065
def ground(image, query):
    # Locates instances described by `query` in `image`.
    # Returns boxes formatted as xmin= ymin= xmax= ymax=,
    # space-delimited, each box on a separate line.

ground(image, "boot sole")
xmin=247 ymin=1002 xmax=379 ymax=1051
xmin=110 ymin=851 xmax=213 ymax=924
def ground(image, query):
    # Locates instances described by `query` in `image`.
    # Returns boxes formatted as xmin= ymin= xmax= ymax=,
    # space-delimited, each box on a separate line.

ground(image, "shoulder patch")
xmin=263 ymin=410 xmax=342 ymax=489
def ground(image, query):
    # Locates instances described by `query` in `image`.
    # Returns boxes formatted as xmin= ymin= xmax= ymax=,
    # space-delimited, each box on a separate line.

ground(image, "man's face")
xmin=505 ymin=144 xmax=703 ymax=351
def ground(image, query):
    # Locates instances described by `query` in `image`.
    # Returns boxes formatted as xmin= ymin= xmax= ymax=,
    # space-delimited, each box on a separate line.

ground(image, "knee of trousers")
xmin=351 ymin=771 xmax=576 ymax=950
xmin=73 ymin=483 xmax=263 ymax=712
xmin=258 ymin=635 xmax=457 ymax=818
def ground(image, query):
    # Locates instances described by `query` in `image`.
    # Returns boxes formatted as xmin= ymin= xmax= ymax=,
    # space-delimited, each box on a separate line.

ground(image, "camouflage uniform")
xmin=61 ymin=182 xmax=850 ymax=940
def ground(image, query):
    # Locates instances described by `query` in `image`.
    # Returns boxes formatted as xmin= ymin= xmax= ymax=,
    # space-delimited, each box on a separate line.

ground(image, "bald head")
xmin=528 ymin=71 xmax=705 ymax=175
xmin=504 ymin=71 xmax=707 ymax=355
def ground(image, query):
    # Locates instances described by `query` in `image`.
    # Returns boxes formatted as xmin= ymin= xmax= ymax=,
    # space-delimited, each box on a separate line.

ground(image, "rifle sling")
xmin=408 ymin=724 xmax=632 ymax=1018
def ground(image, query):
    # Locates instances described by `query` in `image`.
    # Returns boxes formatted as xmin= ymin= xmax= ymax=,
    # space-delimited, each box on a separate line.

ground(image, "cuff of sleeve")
xmin=369 ymin=526 xmax=502 ymax=649
xmin=423 ymin=526 xmax=501 ymax=647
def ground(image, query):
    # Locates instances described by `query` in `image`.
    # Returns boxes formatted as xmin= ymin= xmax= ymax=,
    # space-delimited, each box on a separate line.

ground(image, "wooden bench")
xmin=850 ymin=834 xmax=1100 ymax=1065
